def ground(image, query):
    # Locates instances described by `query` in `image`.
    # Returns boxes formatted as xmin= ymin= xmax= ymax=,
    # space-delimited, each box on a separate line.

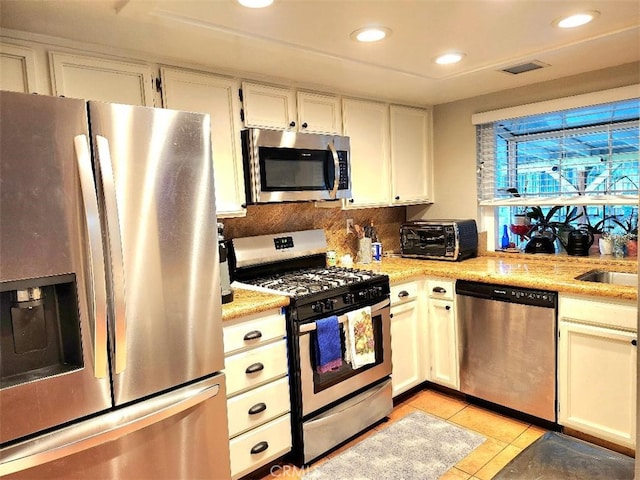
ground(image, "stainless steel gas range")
xmin=231 ymin=229 xmax=392 ymax=466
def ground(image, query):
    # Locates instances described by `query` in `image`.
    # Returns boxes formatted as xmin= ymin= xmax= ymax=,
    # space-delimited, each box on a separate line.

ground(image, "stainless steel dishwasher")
xmin=456 ymin=280 xmax=558 ymax=422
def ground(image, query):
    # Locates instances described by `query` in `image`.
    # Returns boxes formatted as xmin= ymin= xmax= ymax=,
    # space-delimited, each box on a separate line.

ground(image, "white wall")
xmin=407 ymin=62 xmax=640 ymax=223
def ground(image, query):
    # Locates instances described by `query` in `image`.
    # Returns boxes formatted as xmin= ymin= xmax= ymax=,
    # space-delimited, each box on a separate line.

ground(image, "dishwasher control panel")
xmin=456 ymin=280 xmax=557 ymax=308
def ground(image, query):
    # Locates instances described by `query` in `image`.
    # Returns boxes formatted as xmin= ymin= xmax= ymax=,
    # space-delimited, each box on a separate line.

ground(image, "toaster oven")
xmin=400 ymin=220 xmax=478 ymax=261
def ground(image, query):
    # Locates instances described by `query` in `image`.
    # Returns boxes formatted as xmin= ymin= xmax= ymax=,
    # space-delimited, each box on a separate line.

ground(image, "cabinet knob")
xmin=395 ymin=196 xmax=400 ymax=200
xmin=445 ymin=305 xmax=451 ymax=311
xmin=250 ymin=441 xmax=269 ymax=455
xmin=289 ymin=121 xmax=296 ymax=128
xmin=632 ymin=339 xmax=637 ymax=346
xmin=390 ymin=313 xmax=394 ymax=319
xmin=241 ymin=203 xmax=247 ymax=209
xmin=301 ymin=122 xmax=308 ymax=129
xmin=349 ymin=198 xmax=354 ymax=203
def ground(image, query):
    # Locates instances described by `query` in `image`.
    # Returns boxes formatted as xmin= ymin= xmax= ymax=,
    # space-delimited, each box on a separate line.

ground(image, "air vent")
xmin=500 ymin=61 xmax=548 ymax=75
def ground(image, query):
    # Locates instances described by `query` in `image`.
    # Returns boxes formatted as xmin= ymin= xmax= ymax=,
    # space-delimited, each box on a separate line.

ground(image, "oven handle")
xmin=298 ymin=298 xmax=390 ymax=334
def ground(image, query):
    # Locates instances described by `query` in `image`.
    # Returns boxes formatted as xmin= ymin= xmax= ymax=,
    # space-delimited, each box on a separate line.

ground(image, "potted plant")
xmin=584 ymin=215 xmax=616 ymax=255
xmin=611 ymin=213 xmax=638 ymax=257
xmin=548 ymin=206 xmax=583 ymax=252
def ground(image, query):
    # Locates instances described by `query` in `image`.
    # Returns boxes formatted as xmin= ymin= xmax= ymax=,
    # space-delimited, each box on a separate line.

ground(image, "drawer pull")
xmin=245 ymin=362 xmax=265 ymax=374
xmin=432 ymin=286 xmax=447 ymax=294
xmin=397 ymin=290 xmax=409 ymax=298
xmin=243 ymin=330 xmax=263 ymax=341
xmin=248 ymin=402 xmax=267 ymax=415
xmin=250 ymin=441 xmax=269 ymax=455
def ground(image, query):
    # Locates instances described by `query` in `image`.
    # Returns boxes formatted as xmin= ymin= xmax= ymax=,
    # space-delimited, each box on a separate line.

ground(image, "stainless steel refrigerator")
xmin=0 ymin=91 xmax=231 ymax=479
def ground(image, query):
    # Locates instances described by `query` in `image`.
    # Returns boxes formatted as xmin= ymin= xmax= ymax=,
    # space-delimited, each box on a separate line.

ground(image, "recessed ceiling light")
xmin=554 ymin=11 xmax=600 ymax=28
xmin=237 ymin=0 xmax=273 ymax=8
xmin=350 ymin=26 xmax=391 ymax=43
xmin=434 ymin=52 xmax=465 ymax=65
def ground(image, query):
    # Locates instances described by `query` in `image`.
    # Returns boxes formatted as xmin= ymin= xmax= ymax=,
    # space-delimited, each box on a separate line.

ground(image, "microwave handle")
xmin=328 ymin=141 xmax=340 ymax=199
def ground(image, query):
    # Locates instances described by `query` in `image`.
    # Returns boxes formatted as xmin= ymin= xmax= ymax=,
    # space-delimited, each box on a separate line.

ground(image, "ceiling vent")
xmin=500 ymin=61 xmax=549 ymax=75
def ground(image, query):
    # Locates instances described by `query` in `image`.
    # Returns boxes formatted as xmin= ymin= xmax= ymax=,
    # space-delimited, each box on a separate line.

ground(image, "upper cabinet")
xmin=390 ymin=105 xmax=433 ymax=205
xmin=160 ymin=67 xmax=246 ymax=218
xmin=241 ymin=81 xmax=341 ymax=134
xmin=49 ymin=52 xmax=155 ymax=106
xmin=342 ymin=98 xmax=391 ymax=209
xmin=0 ymin=43 xmax=38 ymax=94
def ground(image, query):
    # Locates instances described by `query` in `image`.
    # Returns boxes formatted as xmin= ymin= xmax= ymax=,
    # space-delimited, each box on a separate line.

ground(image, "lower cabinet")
xmin=223 ymin=308 xmax=292 ymax=480
xmin=390 ymin=280 xmax=427 ymax=397
xmin=558 ymin=295 xmax=637 ymax=449
xmin=426 ymin=279 xmax=459 ymax=390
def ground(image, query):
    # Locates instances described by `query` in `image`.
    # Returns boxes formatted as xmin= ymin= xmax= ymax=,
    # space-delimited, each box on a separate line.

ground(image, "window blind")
xmin=477 ymin=98 xmax=640 ymax=206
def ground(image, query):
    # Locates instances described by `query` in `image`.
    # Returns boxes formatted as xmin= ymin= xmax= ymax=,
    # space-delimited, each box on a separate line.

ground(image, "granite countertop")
xmin=222 ymin=253 xmax=637 ymax=320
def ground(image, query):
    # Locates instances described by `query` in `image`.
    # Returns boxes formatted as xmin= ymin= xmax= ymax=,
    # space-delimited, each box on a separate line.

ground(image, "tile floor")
xmin=258 ymin=386 xmax=548 ymax=480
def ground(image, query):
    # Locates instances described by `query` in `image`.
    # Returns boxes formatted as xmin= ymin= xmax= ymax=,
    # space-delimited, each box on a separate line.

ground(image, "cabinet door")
xmin=241 ymin=82 xmax=296 ymax=130
xmin=558 ymin=321 xmax=636 ymax=448
xmin=390 ymin=300 xmax=424 ymax=397
xmin=0 ymin=43 xmax=37 ymax=93
xmin=390 ymin=105 xmax=433 ymax=205
xmin=428 ymin=298 xmax=459 ymax=389
xmin=342 ymin=98 xmax=390 ymax=208
xmin=296 ymin=91 xmax=342 ymax=134
xmin=49 ymin=52 xmax=154 ymax=106
xmin=161 ymin=68 xmax=246 ymax=218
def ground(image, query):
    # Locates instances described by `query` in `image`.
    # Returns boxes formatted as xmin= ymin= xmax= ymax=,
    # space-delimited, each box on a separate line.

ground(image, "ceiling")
xmin=1 ymin=0 xmax=639 ymax=105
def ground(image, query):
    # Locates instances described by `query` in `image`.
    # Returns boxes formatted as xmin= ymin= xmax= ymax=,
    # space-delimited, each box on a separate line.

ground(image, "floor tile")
xmin=407 ymin=389 xmax=468 ymax=419
xmin=449 ymin=404 xmax=530 ymax=444
xmin=455 ymin=437 xmax=508 ymax=475
xmin=511 ymin=425 xmax=547 ymax=449
xmin=440 ymin=466 xmax=473 ymax=479
xmin=474 ymin=444 xmax=523 ymax=480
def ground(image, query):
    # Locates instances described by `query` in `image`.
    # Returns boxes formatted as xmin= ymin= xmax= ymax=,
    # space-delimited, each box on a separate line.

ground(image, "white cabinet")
xmin=0 ymin=43 xmax=38 ymax=93
xmin=342 ymin=98 xmax=391 ymax=208
xmin=426 ymin=279 xmax=459 ymax=390
xmin=160 ymin=67 xmax=246 ymax=218
xmin=390 ymin=280 xmax=427 ymax=397
xmin=241 ymin=82 xmax=296 ymax=130
xmin=296 ymin=91 xmax=342 ymax=134
xmin=223 ymin=308 xmax=291 ymax=480
xmin=558 ymin=295 xmax=637 ymax=449
xmin=390 ymin=105 xmax=433 ymax=205
xmin=241 ymin=81 xmax=341 ymax=134
xmin=49 ymin=52 xmax=154 ymax=106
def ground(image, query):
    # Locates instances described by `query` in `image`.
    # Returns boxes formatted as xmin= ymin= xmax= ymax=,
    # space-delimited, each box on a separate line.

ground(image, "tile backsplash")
xmin=221 ymin=203 xmax=406 ymax=259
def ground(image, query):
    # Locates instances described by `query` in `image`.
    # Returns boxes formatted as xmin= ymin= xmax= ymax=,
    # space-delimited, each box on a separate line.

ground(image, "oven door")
xmin=297 ymin=298 xmax=391 ymax=417
xmin=401 ymin=225 xmax=450 ymax=258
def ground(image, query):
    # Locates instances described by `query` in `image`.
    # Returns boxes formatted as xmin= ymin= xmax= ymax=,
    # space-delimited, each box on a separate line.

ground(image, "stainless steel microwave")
xmin=400 ymin=219 xmax=478 ymax=261
xmin=241 ymin=128 xmax=351 ymax=203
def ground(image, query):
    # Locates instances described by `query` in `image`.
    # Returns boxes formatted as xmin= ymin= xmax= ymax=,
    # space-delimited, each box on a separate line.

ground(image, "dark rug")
xmin=494 ymin=431 xmax=635 ymax=479
xmin=302 ymin=410 xmax=485 ymax=480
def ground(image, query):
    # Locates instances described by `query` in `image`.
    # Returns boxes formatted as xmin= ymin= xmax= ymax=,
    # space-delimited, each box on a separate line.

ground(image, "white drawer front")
xmin=224 ymin=309 xmax=286 ymax=355
xmin=227 ymin=377 xmax=290 ymax=438
xmin=390 ymin=281 xmax=419 ymax=306
xmin=559 ymin=294 xmax=637 ymax=331
xmin=427 ymin=279 xmax=454 ymax=300
xmin=225 ymin=340 xmax=288 ymax=397
xmin=230 ymin=414 xmax=292 ymax=480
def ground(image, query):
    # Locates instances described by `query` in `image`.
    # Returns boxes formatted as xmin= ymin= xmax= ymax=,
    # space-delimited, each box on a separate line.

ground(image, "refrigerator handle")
xmin=73 ymin=135 xmax=108 ymax=379
xmin=95 ymin=135 xmax=127 ymax=374
xmin=0 ymin=376 xmax=222 ymax=477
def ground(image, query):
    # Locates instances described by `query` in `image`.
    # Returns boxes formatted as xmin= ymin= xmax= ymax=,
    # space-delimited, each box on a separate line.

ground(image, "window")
xmin=476 ymin=95 xmax=639 ymax=248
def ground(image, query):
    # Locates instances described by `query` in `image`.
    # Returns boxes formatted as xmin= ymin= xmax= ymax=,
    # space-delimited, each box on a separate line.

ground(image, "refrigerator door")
xmin=88 ymin=102 xmax=224 ymax=405
xmin=0 ymin=373 xmax=231 ymax=479
xmin=0 ymin=92 xmax=111 ymax=444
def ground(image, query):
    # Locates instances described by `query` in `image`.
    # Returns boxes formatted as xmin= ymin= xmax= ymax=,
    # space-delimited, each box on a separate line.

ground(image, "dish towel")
xmin=314 ymin=315 xmax=343 ymax=374
xmin=346 ymin=306 xmax=375 ymax=369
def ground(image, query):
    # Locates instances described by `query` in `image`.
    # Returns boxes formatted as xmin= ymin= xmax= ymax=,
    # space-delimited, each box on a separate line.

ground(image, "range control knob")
xmin=343 ymin=293 xmax=355 ymax=304
xmin=311 ymin=302 xmax=324 ymax=313
xmin=357 ymin=290 xmax=369 ymax=301
xmin=324 ymin=299 xmax=337 ymax=311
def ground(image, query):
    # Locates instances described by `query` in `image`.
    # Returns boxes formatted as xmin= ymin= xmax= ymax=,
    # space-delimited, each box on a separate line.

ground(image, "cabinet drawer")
xmin=230 ymin=414 xmax=291 ymax=480
xmin=223 ymin=309 xmax=286 ymax=355
xmin=559 ymin=295 xmax=637 ymax=331
xmin=390 ymin=281 xmax=419 ymax=306
xmin=427 ymin=279 xmax=454 ymax=300
xmin=226 ymin=340 xmax=288 ymax=396
xmin=227 ymin=377 xmax=290 ymax=438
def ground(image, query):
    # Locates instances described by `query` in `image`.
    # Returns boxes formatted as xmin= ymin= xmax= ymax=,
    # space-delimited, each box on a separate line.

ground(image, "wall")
xmin=407 ymin=62 xmax=640 ymax=223
xmin=221 ymin=204 xmax=405 ymax=260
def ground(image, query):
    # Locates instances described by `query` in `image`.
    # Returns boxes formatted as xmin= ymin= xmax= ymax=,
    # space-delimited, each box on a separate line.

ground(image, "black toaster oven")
xmin=400 ymin=219 xmax=478 ymax=261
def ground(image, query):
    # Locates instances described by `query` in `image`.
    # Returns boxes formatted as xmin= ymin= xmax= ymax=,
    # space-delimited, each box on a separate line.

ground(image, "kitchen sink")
xmin=574 ymin=270 xmax=638 ymax=287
